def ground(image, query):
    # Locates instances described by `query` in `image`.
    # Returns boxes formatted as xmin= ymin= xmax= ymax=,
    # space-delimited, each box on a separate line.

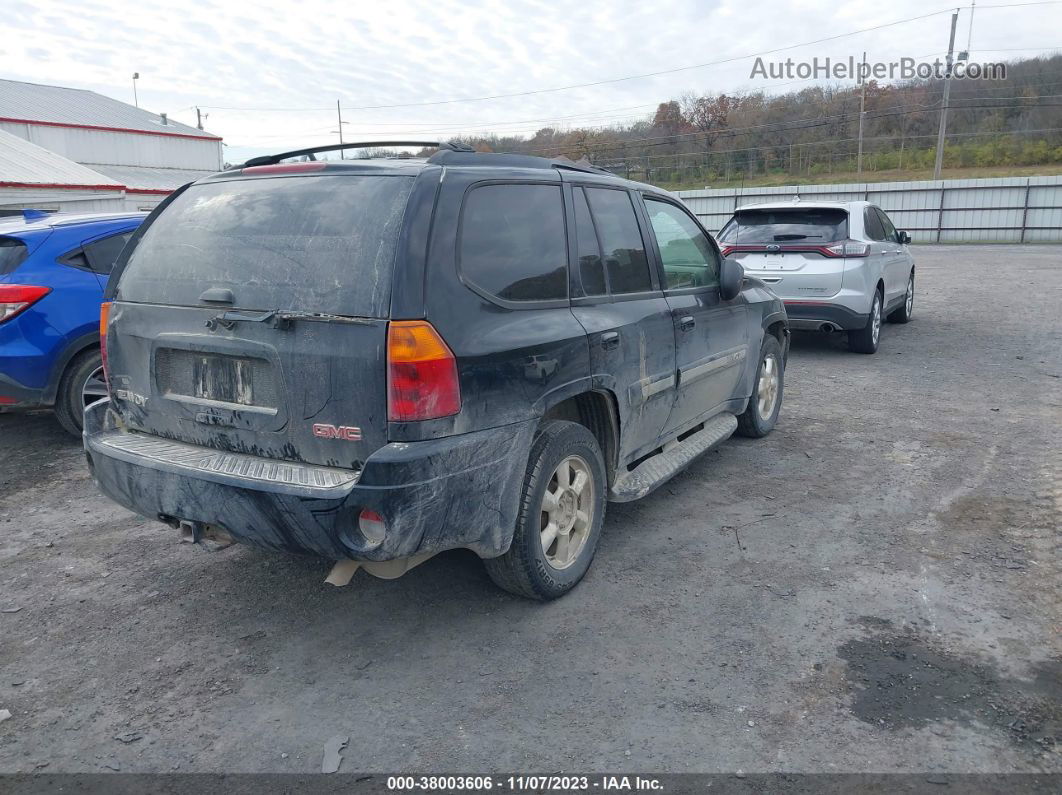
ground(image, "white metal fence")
xmin=675 ymin=175 xmax=1062 ymax=243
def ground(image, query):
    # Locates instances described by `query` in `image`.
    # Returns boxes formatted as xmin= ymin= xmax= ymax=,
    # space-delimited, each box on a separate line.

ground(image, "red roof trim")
xmin=0 ymin=181 xmax=124 ymax=191
xmin=125 ymin=188 xmax=173 ymax=195
xmin=0 ymin=116 xmax=221 ymax=142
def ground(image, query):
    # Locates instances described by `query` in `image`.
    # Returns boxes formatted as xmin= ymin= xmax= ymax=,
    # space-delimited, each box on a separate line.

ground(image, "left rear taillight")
xmin=0 ymin=285 xmax=50 ymax=323
xmin=99 ymin=301 xmax=111 ymax=386
xmin=387 ymin=320 xmax=461 ymax=422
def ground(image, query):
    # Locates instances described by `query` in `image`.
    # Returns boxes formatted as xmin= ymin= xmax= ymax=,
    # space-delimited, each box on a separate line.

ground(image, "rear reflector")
xmin=0 ymin=284 xmax=50 ymax=323
xmin=387 ymin=320 xmax=461 ymax=422
xmin=358 ymin=509 xmax=387 ymax=546
xmin=99 ymin=301 xmax=111 ymax=385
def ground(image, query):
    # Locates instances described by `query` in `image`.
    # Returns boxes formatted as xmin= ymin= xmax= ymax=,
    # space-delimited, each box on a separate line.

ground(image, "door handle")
xmin=679 ymin=316 xmax=696 ymax=332
xmin=600 ymin=331 xmax=620 ymax=350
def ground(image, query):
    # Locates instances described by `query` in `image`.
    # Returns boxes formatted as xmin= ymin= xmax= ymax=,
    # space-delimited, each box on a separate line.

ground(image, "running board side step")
xmin=609 ymin=413 xmax=738 ymax=503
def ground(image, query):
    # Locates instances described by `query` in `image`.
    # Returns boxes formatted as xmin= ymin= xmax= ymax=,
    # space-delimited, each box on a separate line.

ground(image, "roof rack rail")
xmin=242 ymin=140 xmax=473 ymax=167
xmin=425 ymin=150 xmax=613 ymax=176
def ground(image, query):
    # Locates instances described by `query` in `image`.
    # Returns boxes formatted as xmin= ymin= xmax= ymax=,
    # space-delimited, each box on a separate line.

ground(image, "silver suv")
xmin=718 ymin=200 xmax=914 ymax=354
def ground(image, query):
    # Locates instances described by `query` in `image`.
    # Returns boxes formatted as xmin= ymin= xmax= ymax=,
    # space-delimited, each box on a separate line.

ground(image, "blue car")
xmin=0 ymin=210 xmax=146 ymax=435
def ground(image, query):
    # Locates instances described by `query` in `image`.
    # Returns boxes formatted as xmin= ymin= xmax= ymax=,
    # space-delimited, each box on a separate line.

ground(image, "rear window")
xmin=718 ymin=208 xmax=848 ymax=244
xmin=0 ymin=237 xmax=28 ymax=275
xmin=117 ymin=175 xmax=414 ymax=317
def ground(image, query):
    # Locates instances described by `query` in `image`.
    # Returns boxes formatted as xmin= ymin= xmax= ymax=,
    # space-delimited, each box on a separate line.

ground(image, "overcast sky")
xmin=3 ymin=0 xmax=1061 ymax=163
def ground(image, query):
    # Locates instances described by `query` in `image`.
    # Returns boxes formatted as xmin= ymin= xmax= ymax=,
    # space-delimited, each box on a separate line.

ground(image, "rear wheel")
xmin=484 ymin=420 xmax=606 ymax=600
xmin=848 ymin=289 xmax=882 ymax=354
xmin=54 ymin=349 xmax=106 ymax=438
xmin=887 ymin=272 xmax=914 ymax=323
xmin=737 ymin=334 xmax=784 ymax=438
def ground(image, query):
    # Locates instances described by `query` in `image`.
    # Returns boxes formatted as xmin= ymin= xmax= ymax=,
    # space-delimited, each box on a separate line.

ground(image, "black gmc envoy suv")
xmin=84 ymin=141 xmax=789 ymax=600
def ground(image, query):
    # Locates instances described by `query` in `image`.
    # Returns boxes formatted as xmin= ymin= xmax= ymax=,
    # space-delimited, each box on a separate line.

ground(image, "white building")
xmin=0 ymin=78 xmax=222 ymax=214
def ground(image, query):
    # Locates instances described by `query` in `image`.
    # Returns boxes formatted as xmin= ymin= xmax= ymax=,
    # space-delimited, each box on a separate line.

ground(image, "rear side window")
xmin=459 ymin=184 xmax=568 ymax=302
xmin=0 ymin=238 xmax=28 ymax=275
xmin=585 ymin=188 xmax=652 ymax=294
xmin=117 ymin=175 xmax=414 ymax=317
xmin=718 ymin=208 xmax=849 ymax=244
xmin=85 ymin=231 xmax=133 ymax=274
xmin=572 ymin=187 xmax=606 ymax=297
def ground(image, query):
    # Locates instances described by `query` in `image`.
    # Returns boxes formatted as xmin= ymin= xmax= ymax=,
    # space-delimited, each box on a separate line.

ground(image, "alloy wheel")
xmin=82 ymin=365 xmax=108 ymax=409
xmin=757 ymin=353 xmax=780 ymax=419
xmin=540 ymin=455 xmax=594 ymax=570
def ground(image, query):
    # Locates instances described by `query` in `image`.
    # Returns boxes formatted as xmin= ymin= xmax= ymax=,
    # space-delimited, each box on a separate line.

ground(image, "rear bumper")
xmin=0 ymin=371 xmax=46 ymax=411
xmin=783 ymin=301 xmax=868 ymax=332
xmin=84 ymin=399 xmax=534 ymax=561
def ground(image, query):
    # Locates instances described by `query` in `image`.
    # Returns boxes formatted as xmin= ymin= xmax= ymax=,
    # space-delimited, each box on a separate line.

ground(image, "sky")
xmin=2 ymin=0 xmax=1062 ymax=164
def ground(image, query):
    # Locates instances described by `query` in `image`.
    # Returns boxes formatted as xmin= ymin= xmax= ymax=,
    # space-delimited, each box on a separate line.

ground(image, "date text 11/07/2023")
xmin=386 ymin=775 xmax=665 ymax=791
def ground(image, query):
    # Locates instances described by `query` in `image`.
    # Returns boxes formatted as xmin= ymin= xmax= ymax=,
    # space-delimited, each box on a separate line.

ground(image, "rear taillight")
xmin=99 ymin=301 xmax=111 ymax=385
xmin=0 ymin=285 xmax=50 ymax=323
xmin=823 ymin=240 xmax=871 ymax=258
xmin=387 ymin=320 xmax=461 ymax=422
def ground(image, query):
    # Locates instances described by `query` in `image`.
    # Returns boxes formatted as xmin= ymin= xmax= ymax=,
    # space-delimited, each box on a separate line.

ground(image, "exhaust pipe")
xmin=819 ymin=322 xmax=842 ymax=333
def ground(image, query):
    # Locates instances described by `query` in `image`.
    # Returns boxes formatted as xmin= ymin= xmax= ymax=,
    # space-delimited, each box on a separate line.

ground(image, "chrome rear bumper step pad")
xmin=91 ymin=430 xmax=360 ymax=491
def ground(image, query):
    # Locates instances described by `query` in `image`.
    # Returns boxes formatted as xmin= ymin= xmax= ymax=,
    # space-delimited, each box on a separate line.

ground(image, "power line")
xmin=200 ymin=7 xmax=971 ymax=113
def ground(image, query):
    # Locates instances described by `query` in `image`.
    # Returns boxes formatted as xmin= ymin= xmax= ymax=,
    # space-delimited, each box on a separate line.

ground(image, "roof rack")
xmin=425 ymin=149 xmax=612 ymax=176
xmin=242 ymin=140 xmax=473 ymax=167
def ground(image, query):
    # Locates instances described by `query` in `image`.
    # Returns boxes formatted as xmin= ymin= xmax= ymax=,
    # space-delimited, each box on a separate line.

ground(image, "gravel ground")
xmin=0 ymin=244 xmax=1059 ymax=776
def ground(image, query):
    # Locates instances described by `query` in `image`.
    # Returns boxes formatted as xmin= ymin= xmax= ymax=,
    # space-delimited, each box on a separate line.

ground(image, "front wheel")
xmin=848 ymin=290 xmax=882 ymax=354
xmin=54 ymin=349 xmax=106 ymax=438
xmin=484 ymin=420 xmax=607 ymax=600
xmin=737 ymin=334 xmax=784 ymax=438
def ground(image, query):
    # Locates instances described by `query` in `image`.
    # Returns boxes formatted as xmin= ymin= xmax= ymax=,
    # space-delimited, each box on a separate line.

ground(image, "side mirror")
xmin=898 ymin=231 xmax=911 ymax=245
xmin=720 ymin=256 xmax=744 ymax=301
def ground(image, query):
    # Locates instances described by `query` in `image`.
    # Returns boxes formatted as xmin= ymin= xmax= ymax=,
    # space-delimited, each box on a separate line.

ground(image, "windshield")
xmin=718 ymin=208 xmax=848 ymax=244
xmin=117 ymin=174 xmax=414 ymax=317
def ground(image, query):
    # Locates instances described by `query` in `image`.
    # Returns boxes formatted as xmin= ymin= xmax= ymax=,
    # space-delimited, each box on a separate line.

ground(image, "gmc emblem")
xmin=312 ymin=423 xmax=362 ymax=441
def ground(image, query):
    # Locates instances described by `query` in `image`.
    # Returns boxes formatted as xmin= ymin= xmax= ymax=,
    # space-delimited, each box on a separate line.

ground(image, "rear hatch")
xmin=718 ymin=207 xmax=848 ymax=300
xmin=107 ymin=172 xmax=415 ymax=470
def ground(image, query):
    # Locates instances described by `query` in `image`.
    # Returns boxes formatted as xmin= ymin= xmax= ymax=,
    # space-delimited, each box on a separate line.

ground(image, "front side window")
xmin=585 ymin=188 xmax=653 ymax=294
xmin=645 ymin=199 xmax=720 ymax=290
xmin=863 ymin=208 xmax=886 ymax=241
xmin=459 ymin=183 xmax=567 ymax=302
xmin=875 ymin=208 xmax=898 ymax=242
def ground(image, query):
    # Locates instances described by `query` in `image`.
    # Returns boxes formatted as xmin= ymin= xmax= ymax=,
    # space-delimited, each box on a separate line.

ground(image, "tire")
xmin=887 ymin=271 xmax=914 ymax=324
xmin=484 ymin=420 xmax=607 ymax=600
xmin=847 ymin=289 xmax=882 ymax=354
xmin=737 ymin=334 xmax=784 ymax=438
xmin=54 ymin=348 xmax=106 ymax=438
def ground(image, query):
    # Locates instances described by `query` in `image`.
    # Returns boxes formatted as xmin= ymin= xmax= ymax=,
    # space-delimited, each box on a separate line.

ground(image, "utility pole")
xmin=132 ymin=73 xmax=139 ymax=108
xmin=196 ymin=107 xmax=203 ymax=130
xmin=933 ymin=10 xmax=960 ymax=180
xmin=337 ymin=100 xmax=345 ymax=160
xmin=857 ymin=52 xmax=867 ymax=175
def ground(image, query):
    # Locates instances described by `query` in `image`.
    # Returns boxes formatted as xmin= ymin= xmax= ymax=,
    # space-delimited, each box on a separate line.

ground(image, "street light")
xmin=132 ymin=72 xmax=139 ymax=108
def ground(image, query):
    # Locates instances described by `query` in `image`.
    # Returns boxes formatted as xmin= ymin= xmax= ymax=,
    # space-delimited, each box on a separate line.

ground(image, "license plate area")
xmin=156 ymin=348 xmax=279 ymax=412
xmin=193 ymin=354 xmax=254 ymax=405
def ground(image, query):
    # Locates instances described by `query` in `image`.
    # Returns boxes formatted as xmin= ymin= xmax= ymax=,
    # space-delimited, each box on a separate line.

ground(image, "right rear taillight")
xmin=0 ymin=285 xmax=50 ymax=323
xmin=823 ymin=240 xmax=871 ymax=257
xmin=99 ymin=301 xmax=111 ymax=385
xmin=387 ymin=320 xmax=461 ymax=422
